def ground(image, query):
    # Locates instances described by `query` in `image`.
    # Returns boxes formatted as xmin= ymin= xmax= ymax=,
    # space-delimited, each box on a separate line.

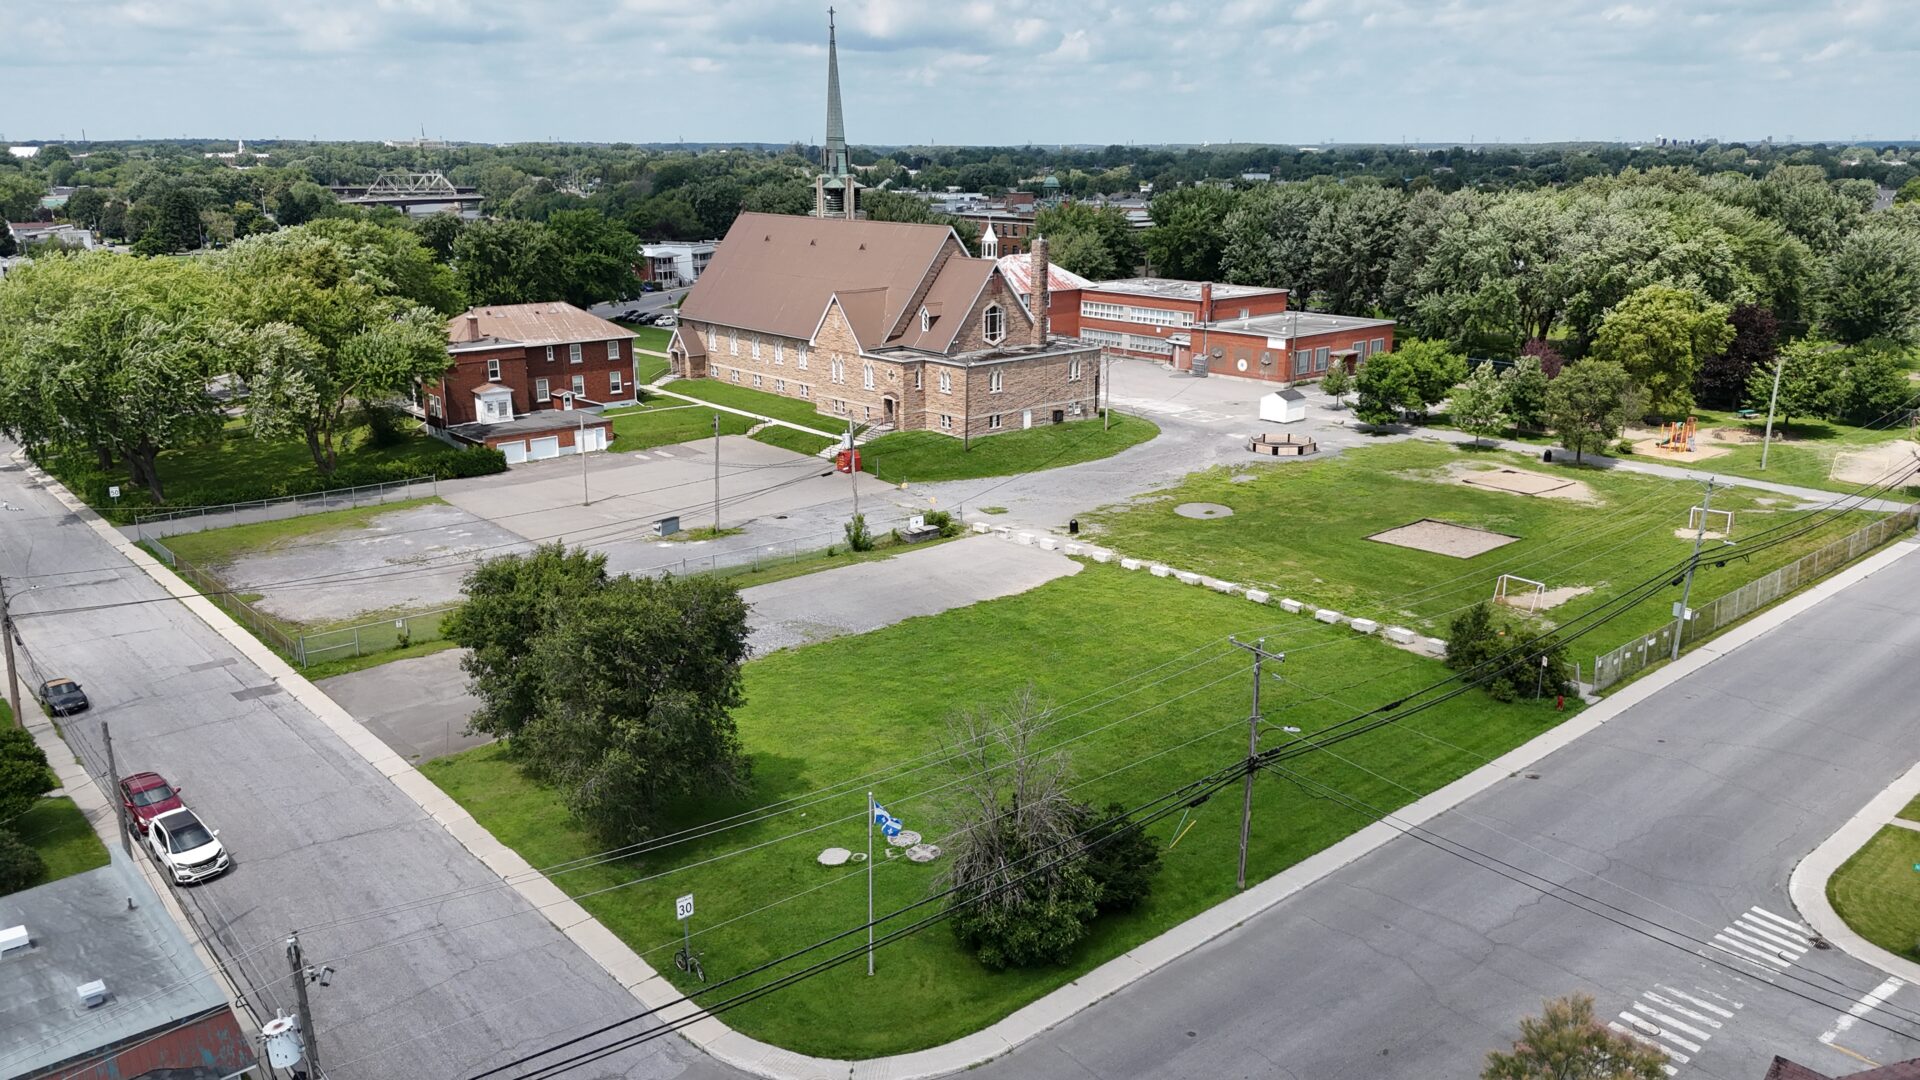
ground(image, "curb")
xmin=1790 ymin=749 xmax=1920 ymax=987
xmin=34 ymin=449 xmax=1920 ymax=1080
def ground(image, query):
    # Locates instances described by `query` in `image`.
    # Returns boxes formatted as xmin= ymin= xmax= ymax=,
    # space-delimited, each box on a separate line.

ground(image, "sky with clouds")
xmin=2 ymin=0 xmax=1916 ymax=147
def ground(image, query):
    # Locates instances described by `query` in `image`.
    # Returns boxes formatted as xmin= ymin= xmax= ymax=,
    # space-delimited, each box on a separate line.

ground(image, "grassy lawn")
xmin=160 ymin=497 xmax=442 ymax=569
xmin=608 ymin=400 xmax=756 ymax=451
xmin=1899 ymin=795 xmax=1920 ymax=823
xmin=660 ymin=379 xmax=838 ymax=433
xmin=299 ymin=638 xmax=460 ymax=682
xmin=613 ymin=322 xmax=674 ymax=383
xmin=6 ymin=797 xmax=110 ymax=894
xmin=632 ymin=325 xmax=674 ymax=353
xmin=1084 ymin=440 xmax=1876 ymax=659
xmin=1664 ymin=414 xmax=1920 ymax=496
xmin=751 ymin=427 xmax=836 ymax=456
xmin=860 ymin=412 xmax=1160 ymax=485
xmin=1828 ymin=826 xmax=1920 ymax=961
xmin=427 ymin=566 xmax=1574 ymax=1057
xmin=704 ymin=530 xmax=965 ymax=591
xmin=40 ymin=420 xmax=455 ymax=519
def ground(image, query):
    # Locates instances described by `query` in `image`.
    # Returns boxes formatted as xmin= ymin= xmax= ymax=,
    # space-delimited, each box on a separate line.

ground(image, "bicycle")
xmin=673 ymin=946 xmax=707 ymax=983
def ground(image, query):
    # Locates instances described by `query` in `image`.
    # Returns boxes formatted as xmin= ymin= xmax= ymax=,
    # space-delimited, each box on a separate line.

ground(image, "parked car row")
xmin=119 ymin=770 xmax=232 ymax=885
xmin=619 ymin=309 xmax=675 ymax=327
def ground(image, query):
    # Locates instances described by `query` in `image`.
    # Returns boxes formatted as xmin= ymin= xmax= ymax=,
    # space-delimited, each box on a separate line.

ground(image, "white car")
xmin=145 ymin=807 xmax=231 ymax=884
xmin=655 ymin=314 xmax=677 ymax=327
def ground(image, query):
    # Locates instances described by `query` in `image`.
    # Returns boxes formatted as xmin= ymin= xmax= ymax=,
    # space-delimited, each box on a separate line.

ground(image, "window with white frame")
xmin=798 ymin=383 xmax=811 ymax=398
xmin=608 ymin=339 xmax=621 ymax=361
xmin=428 ymin=394 xmax=442 ymax=418
xmin=545 ymin=345 xmax=555 ymax=362
xmin=487 ymin=358 xmax=501 ymax=381
xmin=1293 ymin=351 xmax=1311 ymax=377
xmin=863 ymin=405 xmax=872 ymax=420
xmin=608 ymin=371 xmax=622 ymax=395
xmin=1068 ymin=356 xmax=1082 ymax=382
xmin=988 ymin=413 xmax=1002 ymax=429
xmin=705 ymin=326 xmax=716 ymax=350
xmin=1315 ymin=347 xmax=1330 ymax=371
xmin=982 ymin=304 xmax=1006 ymax=344
xmin=1080 ymin=300 xmax=1194 ymax=328
xmin=1123 ymin=333 xmax=1174 ymax=356
xmin=939 ymin=413 xmax=953 ymax=430
xmin=1081 ymin=328 xmax=1124 ymax=348
xmin=989 ymin=369 xmax=1004 ymax=393
xmin=1354 ymin=340 xmax=1369 ymax=358
xmin=753 ymin=374 xmax=763 ymax=388
xmin=920 ymin=308 xmax=931 ymax=333
xmin=775 ymin=378 xmax=786 ymax=393
xmin=731 ymin=368 xmax=741 ymax=382
xmin=1371 ymin=337 xmax=1386 ymax=354
xmin=830 ymin=357 xmax=845 ymax=384
xmin=571 ymin=374 xmax=586 ymax=396
xmin=796 ymin=344 xmax=809 ymax=370
xmin=913 ymin=368 xmax=922 ymax=390
xmin=751 ymin=334 xmax=761 ymax=360
xmin=561 ymin=343 xmax=577 ymax=364
xmin=774 ymin=340 xmax=784 ymax=365
xmin=862 ymin=362 xmax=874 ymax=390
xmin=938 ymin=370 xmax=952 ymax=394
xmin=1081 ymin=300 xmax=1124 ymax=320
xmin=729 ymin=331 xmax=738 ymax=356
xmin=535 ymin=377 xmax=550 ymax=401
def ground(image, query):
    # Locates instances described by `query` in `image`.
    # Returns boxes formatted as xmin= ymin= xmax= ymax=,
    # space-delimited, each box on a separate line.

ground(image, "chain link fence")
xmin=627 ymin=511 xmax=918 ymax=580
xmin=144 ymin=537 xmax=303 ymax=658
xmin=131 ymin=475 xmax=438 ymax=541
xmin=1591 ymin=505 xmax=1919 ymax=691
xmin=293 ymin=608 xmax=459 ymax=667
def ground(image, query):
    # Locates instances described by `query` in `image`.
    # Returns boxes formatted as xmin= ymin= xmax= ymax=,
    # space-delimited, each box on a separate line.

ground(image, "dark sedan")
xmin=38 ymin=678 xmax=89 ymax=716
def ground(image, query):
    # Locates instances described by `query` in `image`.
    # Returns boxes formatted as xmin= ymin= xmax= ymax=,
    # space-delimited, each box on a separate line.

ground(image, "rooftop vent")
xmin=77 ymin=979 xmax=108 ymax=1008
xmin=0 ymin=925 xmax=28 ymax=956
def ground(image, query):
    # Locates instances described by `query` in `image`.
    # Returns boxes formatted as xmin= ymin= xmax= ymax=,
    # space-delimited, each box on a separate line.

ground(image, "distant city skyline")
xmin=4 ymin=0 xmax=1917 ymax=147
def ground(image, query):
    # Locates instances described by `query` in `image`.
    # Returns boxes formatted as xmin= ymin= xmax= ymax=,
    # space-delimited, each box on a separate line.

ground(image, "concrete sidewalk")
xmin=1791 ymin=730 xmax=1920 ymax=988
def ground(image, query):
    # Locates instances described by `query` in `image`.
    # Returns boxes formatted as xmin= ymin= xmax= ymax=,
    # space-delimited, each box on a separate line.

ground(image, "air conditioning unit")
xmin=77 ymin=979 xmax=108 ymax=1008
xmin=0 ymin=925 xmax=28 ymax=957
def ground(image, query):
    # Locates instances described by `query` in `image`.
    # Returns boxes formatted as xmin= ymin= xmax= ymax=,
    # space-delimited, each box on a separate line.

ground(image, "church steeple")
xmin=813 ymin=7 xmax=863 ymax=219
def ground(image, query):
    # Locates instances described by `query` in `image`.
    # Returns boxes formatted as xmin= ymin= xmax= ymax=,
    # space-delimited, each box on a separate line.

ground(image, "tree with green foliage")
xmin=1820 ymin=222 xmax=1920 ymax=344
xmin=221 ymin=224 xmax=455 ymax=475
xmin=1742 ymin=338 xmax=1839 ymax=430
xmin=1352 ymin=340 xmax=1467 ymax=425
xmin=1501 ymin=355 xmax=1552 ymax=433
xmin=940 ymin=689 xmax=1102 ymax=969
xmin=546 ymin=209 xmax=640 ymax=309
xmin=0 ymin=725 xmax=57 ymax=824
xmin=446 ymin=543 xmax=753 ymax=842
xmin=1545 ymin=359 xmax=1637 ymax=463
xmin=1034 ymin=201 xmax=1139 ymax=279
xmin=1144 ymin=185 xmax=1237 ymax=280
xmin=1482 ymin=993 xmax=1668 ymax=1080
xmin=0 ymin=830 xmax=45 ymax=895
xmin=1825 ymin=342 xmax=1916 ymax=425
xmin=1318 ymin=360 xmax=1350 ymax=407
xmin=1591 ymin=284 xmax=1733 ymax=417
xmin=1445 ymin=603 xmax=1574 ymax=703
xmin=452 ymin=218 xmax=561 ymax=306
xmin=132 ymin=188 xmax=205 ymax=255
xmin=1075 ymin=802 xmax=1162 ymax=915
xmin=412 ymin=212 xmax=466 ymax=262
xmin=272 ymin=181 xmax=338 ymax=228
xmin=1450 ymin=362 xmax=1511 ymax=445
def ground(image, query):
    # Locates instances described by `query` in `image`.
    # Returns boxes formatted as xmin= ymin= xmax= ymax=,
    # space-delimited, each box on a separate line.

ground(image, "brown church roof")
xmin=884 ymin=256 xmax=996 ymax=353
xmin=447 ymin=302 xmax=629 ymax=347
xmin=679 ymin=212 xmax=962 ymax=344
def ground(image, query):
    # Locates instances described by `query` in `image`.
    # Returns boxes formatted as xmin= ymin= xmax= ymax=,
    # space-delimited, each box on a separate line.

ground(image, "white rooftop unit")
xmin=0 ymin=924 xmax=28 ymax=956
xmin=77 ymin=979 xmax=107 ymax=1007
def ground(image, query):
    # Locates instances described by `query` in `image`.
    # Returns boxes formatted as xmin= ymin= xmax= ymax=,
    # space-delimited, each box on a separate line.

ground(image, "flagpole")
xmin=867 ymin=791 xmax=875 ymax=976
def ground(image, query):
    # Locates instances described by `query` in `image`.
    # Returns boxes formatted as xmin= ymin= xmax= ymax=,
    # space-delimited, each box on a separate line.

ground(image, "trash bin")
xmin=834 ymin=449 xmax=861 ymax=474
xmin=1068 ymin=519 xmax=1080 ymax=535
xmin=1542 ymin=449 xmax=1553 ymax=463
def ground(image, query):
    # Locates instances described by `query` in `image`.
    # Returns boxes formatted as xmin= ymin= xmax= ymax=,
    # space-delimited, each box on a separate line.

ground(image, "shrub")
xmin=0 ymin=727 xmax=56 ymax=823
xmin=1077 ymin=802 xmax=1162 ymax=914
xmin=844 ymin=513 xmax=875 ymax=552
xmin=1445 ymin=602 xmax=1574 ymax=703
xmin=923 ymin=510 xmax=962 ymax=538
xmin=0 ymin=829 xmax=44 ymax=894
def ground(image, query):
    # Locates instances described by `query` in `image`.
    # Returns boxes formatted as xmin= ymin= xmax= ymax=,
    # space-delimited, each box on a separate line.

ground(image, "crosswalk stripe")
xmin=1643 ymin=992 xmax=1724 ymax=1028
xmin=1721 ymin=925 xmax=1802 ymax=958
xmin=1633 ymin=1003 xmax=1714 ymax=1042
xmin=1619 ymin=1012 xmax=1703 ymax=1053
xmin=1696 ymin=987 xmax=1745 ymax=1009
xmin=1733 ymin=919 xmax=1807 ymax=954
xmin=1713 ymin=934 xmax=1792 ymax=968
xmin=1610 ymin=1022 xmax=1689 ymax=1068
xmin=1747 ymin=905 xmax=1812 ymax=937
xmin=1660 ymin=986 xmax=1735 ymax=1019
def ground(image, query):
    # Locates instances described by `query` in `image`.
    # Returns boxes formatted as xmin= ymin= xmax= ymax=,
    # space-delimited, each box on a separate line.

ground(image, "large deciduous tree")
xmin=452 ymin=218 xmax=564 ymax=306
xmin=1544 ymin=358 xmax=1638 ymax=463
xmin=1591 ymin=284 xmax=1733 ymax=417
xmin=545 ymin=209 xmax=641 ymax=309
xmin=1819 ymin=221 xmax=1920 ymax=344
xmin=1501 ymin=355 xmax=1553 ymax=434
xmin=1352 ymin=340 xmax=1467 ymax=426
xmin=445 ymin=544 xmax=753 ymax=842
xmin=1482 ymin=993 xmax=1668 ymax=1080
xmin=1742 ymin=338 xmax=1837 ymax=430
xmin=1695 ymin=303 xmax=1778 ymax=410
xmin=1450 ymin=362 xmax=1511 ymax=446
xmin=1144 ymin=185 xmax=1236 ymax=281
xmin=1034 ymin=202 xmax=1139 ymax=279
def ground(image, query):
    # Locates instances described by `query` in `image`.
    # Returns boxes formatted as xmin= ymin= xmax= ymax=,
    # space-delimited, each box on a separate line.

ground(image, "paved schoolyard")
xmin=317 ymin=534 xmax=1082 ymax=760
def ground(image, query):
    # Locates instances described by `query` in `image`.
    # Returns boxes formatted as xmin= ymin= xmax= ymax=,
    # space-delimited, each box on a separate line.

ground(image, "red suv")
xmin=118 ymin=772 xmax=185 ymax=837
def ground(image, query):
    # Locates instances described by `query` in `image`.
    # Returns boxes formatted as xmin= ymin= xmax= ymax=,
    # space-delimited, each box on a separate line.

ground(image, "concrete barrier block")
xmin=1280 ymin=598 xmax=1303 ymax=613
xmin=1120 ymin=558 xmax=1144 ymax=570
xmin=1091 ymin=550 xmax=1113 ymax=564
xmin=1384 ymin=626 xmax=1415 ymax=644
xmin=1149 ymin=564 xmax=1171 ymax=578
xmin=1423 ymin=637 xmax=1448 ymax=655
xmin=993 ymin=525 xmax=1011 ymax=538
xmin=1015 ymin=532 xmax=1035 ymax=546
xmin=1208 ymin=579 xmax=1238 ymax=595
xmin=1350 ymin=618 xmax=1379 ymax=634
xmin=1314 ymin=609 xmax=1343 ymax=624
xmin=1038 ymin=536 xmax=1058 ymax=550
xmin=1064 ymin=543 xmax=1083 ymax=556
xmin=1245 ymin=589 xmax=1271 ymax=604
xmin=971 ymin=522 xmax=991 ymax=534
xmin=1175 ymin=571 xmax=1202 ymax=585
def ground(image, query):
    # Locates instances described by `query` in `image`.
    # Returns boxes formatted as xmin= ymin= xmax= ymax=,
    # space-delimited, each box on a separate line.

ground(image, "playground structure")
xmin=1688 ymin=505 xmax=1735 ymax=536
xmin=1655 ymin=416 xmax=1699 ymax=454
xmin=1494 ymin=573 xmax=1548 ymax=612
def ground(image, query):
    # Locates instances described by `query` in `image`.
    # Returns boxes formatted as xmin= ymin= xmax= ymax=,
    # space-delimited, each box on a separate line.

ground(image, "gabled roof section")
xmin=680 ymin=212 xmax=961 ymax=343
xmin=447 ymin=302 xmax=630 ymax=347
xmin=885 ymin=257 xmax=997 ymax=353
xmin=671 ymin=326 xmax=705 ymax=359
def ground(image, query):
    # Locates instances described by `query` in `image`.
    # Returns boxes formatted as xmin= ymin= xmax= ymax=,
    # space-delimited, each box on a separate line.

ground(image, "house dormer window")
xmin=982 ymin=304 xmax=1005 ymax=345
xmin=920 ymin=308 xmax=931 ymax=333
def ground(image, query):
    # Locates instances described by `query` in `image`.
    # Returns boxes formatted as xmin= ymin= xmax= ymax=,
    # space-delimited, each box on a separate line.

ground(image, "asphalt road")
xmin=0 ymin=451 xmax=705 ymax=1080
xmin=962 ymin=539 xmax=1920 ymax=1080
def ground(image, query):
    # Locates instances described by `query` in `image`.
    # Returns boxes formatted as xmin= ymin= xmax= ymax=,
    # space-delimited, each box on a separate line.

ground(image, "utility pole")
xmin=711 ymin=414 xmax=722 ymax=533
xmin=847 ymin=418 xmax=859 ymax=521
xmin=1672 ymin=478 xmax=1716 ymax=662
xmin=286 ymin=932 xmax=322 ymax=1080
xmin=1760 ymin=354 xmax=1786 ymax=471
xmin=1228 ymin=636 xmax=1282 ymax=891
xmin=0 ymin=575 xmax=18 ymax=728
xmin=1102 ymin=351 xmax=1110 ymax=432
xmin=103 ymin=722 xmax=130 ymax=856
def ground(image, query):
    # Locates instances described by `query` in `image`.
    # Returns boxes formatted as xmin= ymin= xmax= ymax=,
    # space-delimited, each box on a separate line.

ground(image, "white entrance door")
xmin=528 ymin=436 xmax=562 ymax=461
xmin=500 ymin=440 xmax=528 ymax=465
xmin=581 ymin=427 xmax=608 ymax=452
xmin=1022 ymin=409 xmax=1033 ymax=429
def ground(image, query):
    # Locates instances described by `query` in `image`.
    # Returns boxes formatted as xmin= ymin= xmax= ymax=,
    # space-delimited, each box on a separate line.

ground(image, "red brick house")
xmin=429 ymin=302 xmax=634 ymax=462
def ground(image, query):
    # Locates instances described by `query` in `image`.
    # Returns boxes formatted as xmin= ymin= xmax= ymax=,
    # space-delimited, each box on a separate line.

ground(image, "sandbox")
xmin=1367 ymin=519 xmax=1520 ymax=559
xmin=1450 ymin=463 xmax=1597 ymax=503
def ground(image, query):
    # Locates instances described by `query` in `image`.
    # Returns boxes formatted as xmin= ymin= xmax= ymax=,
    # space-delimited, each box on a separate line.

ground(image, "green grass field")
xmin=609 ymin=399 xmax=756 ymax=450
xmin=161 ymin=497 xmax=443 ymax=569
xmin=659 ymin=379 xmax=838 ymax=432
xmin=750 ymin=426 xmax=837 ymax=456
xmin=859 ymin=413 xmax=1160 ymax=484
xmin=1665 ymin=413 xmax=1920 ymax=496
xmin=1828 ymin=826 xmax=1920 ymax=961
xmin=7 ymin=797 xmax=110 ymax=894
xmin=1900 ymin=795 xmax=1920 ymax=823
xmin=1085 ymin=440 xmax=1875 ymax=659
xmin=427 ymin=566 xmax=1573 ymax=1057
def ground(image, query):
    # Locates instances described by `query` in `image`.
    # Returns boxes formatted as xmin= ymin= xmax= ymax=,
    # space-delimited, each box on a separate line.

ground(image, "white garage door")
xmin=581 ymin=427 xmax=608 ymax=453
xmin=500 ymin=440 xmax=528 ymax=464
xmin=528 ymin=436 xmax=562 ymax=461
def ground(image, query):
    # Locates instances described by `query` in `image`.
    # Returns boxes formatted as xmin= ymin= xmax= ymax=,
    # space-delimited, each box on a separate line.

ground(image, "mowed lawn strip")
xmin=10 ymin=797 xmax=110 ymax=892
xmin=859 ymin=412 xmax=1160 ymax=484
xmin=1828 ymin=825 xmax=1920 ymax=962
xmin=159 ymin=497 xmax=444 ymax=568
xmin=1085 ymin=440 xmax=1876 ymax=659
xmin=660 ymin=378 xmax=840 ymax=432
xmin=609 ymin=400 xmax=755 ymax=451
xmin=749 ymin=426 xmax=837 ymax=457
xmin=427 ymin=565 xmax=1573 ymax=1057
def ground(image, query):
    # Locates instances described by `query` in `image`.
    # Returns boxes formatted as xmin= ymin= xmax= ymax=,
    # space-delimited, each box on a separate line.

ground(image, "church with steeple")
xmin=812 ymin=8 xmax=864 ymax=219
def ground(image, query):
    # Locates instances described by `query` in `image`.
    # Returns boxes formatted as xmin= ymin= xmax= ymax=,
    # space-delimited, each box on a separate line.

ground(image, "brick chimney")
xmin=465 ymin=313 xmax=480 ymax=340
xmin=1029 ymin=236 xmax=1050 ymax=347
xmin=1200 ymin=282 xmax=1214 ymax=324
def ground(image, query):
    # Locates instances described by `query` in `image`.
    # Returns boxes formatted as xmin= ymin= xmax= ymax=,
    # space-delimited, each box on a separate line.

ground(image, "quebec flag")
xmin=872 ymin=802 xmax=904 ymax=837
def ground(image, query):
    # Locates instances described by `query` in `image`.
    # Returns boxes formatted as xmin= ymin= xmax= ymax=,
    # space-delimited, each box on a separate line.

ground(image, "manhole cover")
xmin=1175 ymin=502 xmax=1234 ymax=520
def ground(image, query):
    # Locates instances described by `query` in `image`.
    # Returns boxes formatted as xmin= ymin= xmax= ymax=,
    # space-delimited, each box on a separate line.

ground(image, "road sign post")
xmin=676 ymin=892 xmax=694 ymax=962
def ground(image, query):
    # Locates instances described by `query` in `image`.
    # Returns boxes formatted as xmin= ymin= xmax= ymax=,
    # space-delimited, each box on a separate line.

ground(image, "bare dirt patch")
xmin=1630 ymin=436 xmax=1733 ymax=461
xmin=1368 ymin=519 xmax=1520 ymax=558
xmin=1448 ymin=463 xmax=1598 ymax=503
xmin=1831 ymin=440 xmax=1920 ymax=486
xmin=1497 ymin=583 xmax=1595 ymax=612
xmin=1672 ymin=529 xmax=1728 ymax=541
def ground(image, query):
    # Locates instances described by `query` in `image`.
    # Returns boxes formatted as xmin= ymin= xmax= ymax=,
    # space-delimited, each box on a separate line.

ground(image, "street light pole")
xmin=1760 ymin=354 xmax=1786 ymax=471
